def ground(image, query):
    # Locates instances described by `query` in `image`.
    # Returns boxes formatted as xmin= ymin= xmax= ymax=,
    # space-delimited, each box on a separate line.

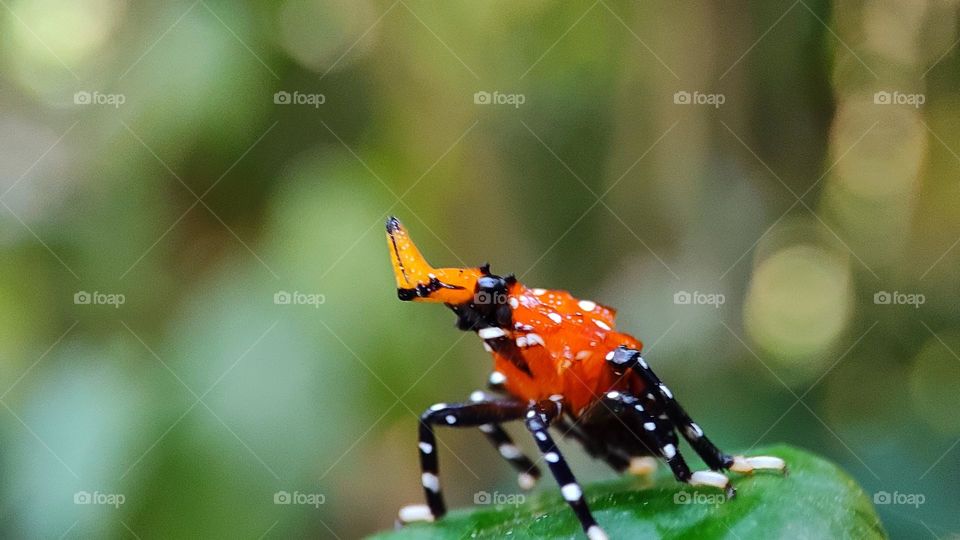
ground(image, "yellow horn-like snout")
xmin=385 ymin=217 xmax=482 ymax=304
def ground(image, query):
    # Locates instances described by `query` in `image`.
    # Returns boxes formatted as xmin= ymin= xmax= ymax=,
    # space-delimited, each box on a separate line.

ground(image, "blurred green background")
xmin=1 ymin=1 xmax=958 ymax=538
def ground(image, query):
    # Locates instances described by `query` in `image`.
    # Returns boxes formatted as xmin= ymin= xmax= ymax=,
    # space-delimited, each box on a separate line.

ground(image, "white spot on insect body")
xmin=518 ymin=472 xmax=536 ymax=490
xmin=659 ymin=384 xmax=673 ymax=399
xmin=482 ymin=342 xmax=493 ymax=353
xmin=593 ymin=319 xmax=611 ymax=331
xmin=516 ymin=336 xmax=528 ymax=348
xmin=526 ymin=333 xmax=545 ymax=346
xmin=548 ymin=312 xmax=562 ymax=324
xmin=422 ymin=472 xmax=440 ymax=492
xmin=575 ymin=350 xmax=592 ymax=360
xmin=605 ymin=351 xmax=615 ymax=361
xmin=470 ymin=390 xmax=485 ymax=402
xmin=509 ymin=297 xmax=519 ymax=309
xmin=532 ymin=288 xmax=546 ymax=296
xmin=478 ymin=327 xmax=506 ymax=340
xmin=418 ymin=442 xmax=433 ymax=454
xmin=535 ymin=431 xmax=548 ymax=441
xmin=445 ymin=415 xmax=457 ymax=424
xmin=662 ymin=444 xmax=677 ymax=459
xmin=644 ymin=422 xmax=656 ymax=431
xmin=489 ymin=371 xmax=506 ymax=385
xmin=430 ymin=403 xmax=447 ymax=412
xmin=606 ymin=391 xmax=620 ymax=400
xmin=479 ymin=423 xmax=494 ymax=433
xmin=545 ymin=452 xmax=560 ymax=463
xmin=561 ymin=483 xmax=582 ymax=501
xmin=578 ymin=300 xmax=596 ymax=312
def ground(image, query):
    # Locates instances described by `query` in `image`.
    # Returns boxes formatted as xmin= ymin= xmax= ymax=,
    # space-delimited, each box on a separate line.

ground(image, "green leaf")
xmin=368 ymin=444 xmax=886 ymax=539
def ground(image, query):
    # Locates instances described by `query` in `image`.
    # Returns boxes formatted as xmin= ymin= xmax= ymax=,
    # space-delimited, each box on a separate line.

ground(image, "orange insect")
xmin=386 ymin=217 xmax=785 ymax=539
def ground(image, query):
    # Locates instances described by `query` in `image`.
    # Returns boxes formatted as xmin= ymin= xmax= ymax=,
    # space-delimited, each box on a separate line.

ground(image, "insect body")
xmin=386 ymin=217 xmax=785 ymax=539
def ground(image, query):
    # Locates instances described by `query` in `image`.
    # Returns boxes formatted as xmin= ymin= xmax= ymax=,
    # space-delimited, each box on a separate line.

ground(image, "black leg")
xmin=413 ymin=399 xmax=527 ymax=521
xmin=470 ymin=390 xmax=541 ymax=489
xmin=524 ymin=400 xmax=607 ymax=540
xmin=554 ymin=416 xmax=631 ymax=473
xmin=606 ymin=347 xmax=786 ymax=479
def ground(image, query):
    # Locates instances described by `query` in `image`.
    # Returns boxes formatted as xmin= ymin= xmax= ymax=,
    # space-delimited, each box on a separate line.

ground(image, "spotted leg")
xmin=607 ymin=347 xmax=786 ymax=481
xmin=399 ymin=399 xmax=528 ymax=525
xmin=470 ymin=390 xmax=541 ymax=489
xmin=598 ymin=390 xmax=735 ymax=497
xmin=525 ymin=400 xmax=607 ymax=540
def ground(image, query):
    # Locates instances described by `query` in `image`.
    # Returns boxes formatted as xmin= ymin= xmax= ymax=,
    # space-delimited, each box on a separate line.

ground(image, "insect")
xmin=386 ymin=217 xmax=785 ymax=539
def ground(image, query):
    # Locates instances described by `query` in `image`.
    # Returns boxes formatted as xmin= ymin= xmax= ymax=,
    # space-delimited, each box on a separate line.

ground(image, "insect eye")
xmin=477 ymin=276 xmax=502 ymax=290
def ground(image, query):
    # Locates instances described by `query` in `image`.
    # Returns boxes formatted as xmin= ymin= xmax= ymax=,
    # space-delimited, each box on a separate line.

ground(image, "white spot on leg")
xmin=445 ymin=415 xmax=457 ymax=425
xmin=430 ymin=403 xmax=448 ymax=411
xmin=685 ymin=423 xmax=703 ymax=439
xmin=690 ymin=470 xmax=729 ymax=489
xmin=478 ymin=423 xmax=494 ymax=433
xmin=535 ymin=431 xmax=547 ymax=441
xmin=662 ymin=444 xmax=676 ymax=459
xmin=606 ymin=391 xmax=620 ymax=399
xmin=587 ymin=525 xmax=608 ymax=540
xmin=643 ymin=422 xmax=656 ymax=431
xmin=561 ymin=483 xmax=582 ymax=501
xmin=628 ymin=456 xmax=658 ymax=476
xmin=544 ymin=452 xmax=559 ymax=463
xmin=398 ymin=504 xmax=434 ymax=523
xmin=659 ymin=384 xmax=673 ymax=399
xmin=421 ymin=472 xmax=440 ymax=492
xmin=418 ymin=442 xmax=433 ymax=454
xmin=518 ymin=472 xmax=536 ymax=490
xmin=470 ymin=390 xmax=485 ymax=402
xmin=499 ymin=444 xmax=522 ymax=459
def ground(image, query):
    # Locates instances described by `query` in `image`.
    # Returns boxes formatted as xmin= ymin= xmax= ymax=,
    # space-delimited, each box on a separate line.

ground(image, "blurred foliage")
xmin=1 ymin=0 xmax=959 ymax=538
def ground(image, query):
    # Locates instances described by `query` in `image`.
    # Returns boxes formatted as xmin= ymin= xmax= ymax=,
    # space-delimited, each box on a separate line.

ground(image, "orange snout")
xmin=386 ymin=217 xmax=483 ymax=304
